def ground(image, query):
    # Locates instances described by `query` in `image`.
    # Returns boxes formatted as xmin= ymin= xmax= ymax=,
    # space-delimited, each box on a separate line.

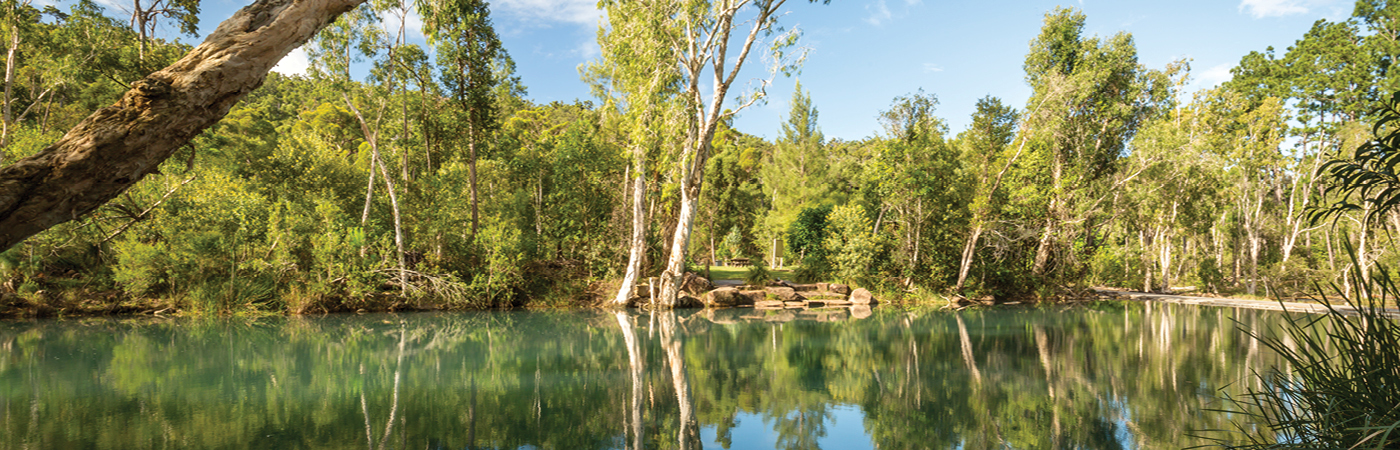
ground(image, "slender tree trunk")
xmin=2 ymin=29 xmax=18 ymax=148
xmin=133 ymin=0 xmax=148 ymax=60
xmin=360 ymin=158 xmax=376 ymax=224
xmin=1159 ymin=228 xmax=1171 ymax=292
xmin=0 ymin=0 xmax=366 ymax=252
xmin=1033 ymin=153 xmax=1065 ymax=276
xmin=1248 ymin=228 xmax=1260 ymax=296
xmin=345 ymin=95 xmax=407 ymax=288
xmin=467 ymin=119 xmax=479 ymax=243
xmin=1141 ymin=229 xmax=1152 ymax=292
xmin=955 ymin=224 xmax=983 ymax=291
xmin=613 ymin=154 xmax=647 ymax=306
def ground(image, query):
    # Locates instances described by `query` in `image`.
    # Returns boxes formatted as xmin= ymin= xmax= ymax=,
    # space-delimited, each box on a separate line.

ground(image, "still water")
xmin=0 ymin=302 xmax=1288 ymax=449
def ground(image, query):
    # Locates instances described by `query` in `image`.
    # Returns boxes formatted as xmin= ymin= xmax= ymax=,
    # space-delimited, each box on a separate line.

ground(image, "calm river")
xmin=1 ymin=302 xmax=1288 ymax=449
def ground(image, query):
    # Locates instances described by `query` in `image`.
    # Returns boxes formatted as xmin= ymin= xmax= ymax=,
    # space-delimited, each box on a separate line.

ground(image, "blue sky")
xmin=144 ymin=0 xmax=1353 ymax=142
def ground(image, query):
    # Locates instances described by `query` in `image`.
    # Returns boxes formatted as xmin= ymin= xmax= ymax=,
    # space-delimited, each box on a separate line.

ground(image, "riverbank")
xmin=1093 ymin=288 xmax=1400 ymax=317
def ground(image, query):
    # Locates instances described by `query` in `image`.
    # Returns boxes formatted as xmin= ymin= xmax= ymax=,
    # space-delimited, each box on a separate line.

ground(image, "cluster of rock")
xmin=632 ymin=273 xmax=878 ymax=311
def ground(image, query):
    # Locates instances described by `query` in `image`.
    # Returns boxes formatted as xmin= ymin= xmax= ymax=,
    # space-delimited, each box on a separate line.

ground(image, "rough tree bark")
xmin=0 ymin=0 xmax=366 ymax=252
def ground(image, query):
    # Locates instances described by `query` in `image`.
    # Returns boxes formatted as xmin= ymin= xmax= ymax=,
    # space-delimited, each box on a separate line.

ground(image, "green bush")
xmin=1215 ymin=246 xmax=1400 ymax=448
xmin=792 ymin=255 xmax=830 ymax=283
xmin=823 ymin=204 xmax=883 ymax=285
xmin=744 ymin=262 xmax=772 ymax=286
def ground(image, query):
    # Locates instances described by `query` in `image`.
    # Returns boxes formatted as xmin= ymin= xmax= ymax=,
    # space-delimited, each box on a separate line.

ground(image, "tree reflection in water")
xmin=0 ymin=302 xmax=1288 ymax=449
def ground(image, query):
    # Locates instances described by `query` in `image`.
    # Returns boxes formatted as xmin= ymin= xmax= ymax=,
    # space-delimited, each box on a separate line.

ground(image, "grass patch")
xmin=706 ymin=265 xmax=795 ymax=282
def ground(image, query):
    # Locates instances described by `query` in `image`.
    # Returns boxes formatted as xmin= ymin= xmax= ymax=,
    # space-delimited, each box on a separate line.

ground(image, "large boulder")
xmin=850 ymin=288 xmax=877 ymax=305
xmin=767 ymin=286 xmax=805 ymax=302
xmin=676 ymin=295 xmax=705 ymax=309
xmin=705 ymin=287 xmax=744 ymax=307
xmin=682 ymin=273 xmax=715 ymax=295
xmin=738 ymin=290 xmax=767 ymax=305
xmin=830 ymin=283 xmax=851 ymax=295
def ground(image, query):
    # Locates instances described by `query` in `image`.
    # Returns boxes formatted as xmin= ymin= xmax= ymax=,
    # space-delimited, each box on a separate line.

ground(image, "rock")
xmin=791 ymin=283 xmax=819 ymax=292
xmin=705 ymin=287 xmax=744 ymax=307
xmin=682 ymin=273 xmax=714 ymax=295
xmin=738 ymin=290 xmax=767 ymax=305
xmin=783 ymin=301 xmax=807 ymax=308
xmin=754 ymin=300 xmax=786 ymax=309
xmin=830 ymin=284 xmax=851 ymax=295
xmin=816 ymin=282 xmax=829 ymax=292
xmin=767 ymin=287 xmax=805 ymax=302
xmin=675 ymin=295 xmax=705 ymax=309
xmin=851 ymin=305 xmax=873 ymax=319
xmin=850 ymin=288 xmax=876 ymax=305
xmin=808 ymin=299 xmax=852 ymax=307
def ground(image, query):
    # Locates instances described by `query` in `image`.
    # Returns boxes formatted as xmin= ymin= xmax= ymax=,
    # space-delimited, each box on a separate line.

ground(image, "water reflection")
xmin=0 ymin=302 xmax=1289 ymax=449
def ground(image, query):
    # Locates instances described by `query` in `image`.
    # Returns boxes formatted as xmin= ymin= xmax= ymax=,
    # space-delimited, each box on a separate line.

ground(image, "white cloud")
xmin=576 ymin=40 xmax=600 ymax=60
xmin=922 ymin=63 xmax=943 ymax=73
xmin=1194 ymin=63 xmax=1234 ymax=89
xmin=865 ymin=0 xmax=892 ymax=26
xmin=1238 ymin=0 xmax=1341 ymax=18
xmin=493 ymin=0 xmax=602 ymax=25
xmin=272 ymin=47 xmax=310 ymax=76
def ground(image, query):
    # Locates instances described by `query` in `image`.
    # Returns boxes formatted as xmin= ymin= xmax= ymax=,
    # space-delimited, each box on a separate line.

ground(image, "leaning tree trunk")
xmin=0 ymin=0 xmax=366 ymax=252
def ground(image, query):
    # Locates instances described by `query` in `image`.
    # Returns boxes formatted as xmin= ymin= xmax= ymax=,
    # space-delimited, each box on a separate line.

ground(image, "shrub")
xmin=823 ymin=204 xmax=883 ymax=285
xmin=744 ymin=262 xmax=772 ymax=286
xmin=1215 ymin=247 xmax=1400 ymax=448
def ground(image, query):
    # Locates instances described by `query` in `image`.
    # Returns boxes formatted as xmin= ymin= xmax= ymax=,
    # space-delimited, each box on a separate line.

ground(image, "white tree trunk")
xmin=613 ymin=156 xmax=647 ymax=306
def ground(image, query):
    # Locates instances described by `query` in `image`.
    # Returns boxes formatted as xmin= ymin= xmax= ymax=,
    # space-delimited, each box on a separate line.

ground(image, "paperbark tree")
xmin=0 ymin=0 xmax=366 ymax=252
xmin=585 ymin=0 xmax=685 ymax=306
xmin=1021 ymin=7 xmax=1169 ymax=279
xmin=954 ymin=96 xmax=1018 ymax=292
xmin=651 ymin=0 xmax=825 ymax=308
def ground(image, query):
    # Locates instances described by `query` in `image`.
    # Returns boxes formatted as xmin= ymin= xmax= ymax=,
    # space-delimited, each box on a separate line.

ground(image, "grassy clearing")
xmin=705 ymin=265 xmax=796 ymax=282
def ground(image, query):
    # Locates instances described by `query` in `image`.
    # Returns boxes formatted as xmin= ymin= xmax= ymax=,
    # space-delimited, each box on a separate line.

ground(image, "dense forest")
xmin=1 ymin=0 xmax=1398 ymax=314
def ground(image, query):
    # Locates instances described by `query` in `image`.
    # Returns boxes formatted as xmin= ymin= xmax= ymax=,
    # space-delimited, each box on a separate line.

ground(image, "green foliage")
xmin=1315 ymin=90 xmax=1400 ymax=227
xmin=1216 ymin=247 xmax=1400 ymax=449
xmin=823 ymin=204 xmax=883 ymax=285
xmin=719 ymin=226 xmax=744 ymax=260
xmin=787 ymin=205 xmax=832 ymax=262
xmin=743 ymin=262 xmax=772 ymax=286
xmin=1196 ymin=257 xmax=1226 ymax=294
xmin=792 ymin=255 xmax=830 ymax=284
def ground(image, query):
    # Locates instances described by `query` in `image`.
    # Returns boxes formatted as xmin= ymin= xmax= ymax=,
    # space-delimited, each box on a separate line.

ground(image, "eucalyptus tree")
xmin=0 ymin=0 xmax=366 ymax=252
xmin=307 ymin=4 xmax=416 ymax=287
xmin=1021 ymin=7 xmax=1171 ymax=281
xmin=0 ymin=0 xmax=35 ymax=148
xmin=126 ymin=0 xmax=199 ymax=61
xmin=420 ymin=0 xmax=505 ymax=244
xmin=594 ymin=0 xmax=824 ymax=308
xmin=584 ymin=0 xmax=685 ymax=305
xmin=865 ymin=90 xmax=966 ymax=286
xmin=953 ymin=96 xmax=1017 ymax=292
